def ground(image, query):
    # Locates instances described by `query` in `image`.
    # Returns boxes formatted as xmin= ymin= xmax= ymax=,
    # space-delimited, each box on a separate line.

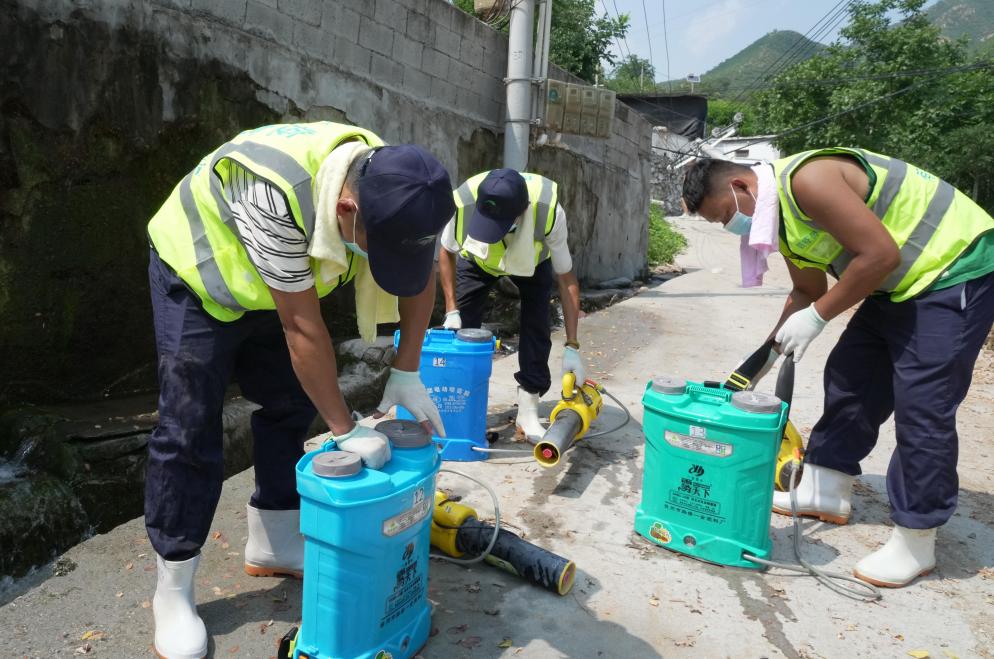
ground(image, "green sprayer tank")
xmin=635 ymin=377 xmax=787 ymax=568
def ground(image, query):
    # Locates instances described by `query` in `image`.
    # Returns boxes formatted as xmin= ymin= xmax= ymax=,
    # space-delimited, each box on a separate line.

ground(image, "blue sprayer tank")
xmin=294 ymin=420 xmax=440 ymax=659
xmin=635 ymin=376 xmax=788 ymax=569
xmin=394 ymin=328 xmax=495 ymax=461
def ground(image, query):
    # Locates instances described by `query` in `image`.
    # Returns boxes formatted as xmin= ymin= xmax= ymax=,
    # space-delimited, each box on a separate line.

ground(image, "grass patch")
xmin=648 ymin=204 xmax=688 ymax=266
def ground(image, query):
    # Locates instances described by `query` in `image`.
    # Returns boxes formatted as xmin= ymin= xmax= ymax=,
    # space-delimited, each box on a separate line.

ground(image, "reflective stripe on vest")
xmin=452 ymin=172 xmax=557 ymax=276
xmin=774 ymin=147 xmax=994 ymax=301
xmin=177 ymin=172 xmax=245 ymax=312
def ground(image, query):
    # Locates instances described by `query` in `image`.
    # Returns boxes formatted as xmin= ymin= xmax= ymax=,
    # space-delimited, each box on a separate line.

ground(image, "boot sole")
xmin=853 ymin=566 xmax=934 ymax=588
xmin=155 ymin=646 xmax=206 ymax=659
xmin=244 ymin=563 xmax=303 ymax=579
xmin=771 ymin=505 xmax=849 ymax=525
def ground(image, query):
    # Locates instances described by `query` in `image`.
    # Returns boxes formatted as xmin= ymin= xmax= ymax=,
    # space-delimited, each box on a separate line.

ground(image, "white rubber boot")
xmin=153 ymin=554 xmax=207 ymax=659
xmin=244 ymin=505 xmax=304 ymax=579
xmin=514 ymin=387 xmax=546 ymax=445
xmin=854 ymin=525 xmax=937 ymax=588
xmin=771 ymin=463 xmax=854 ymax=525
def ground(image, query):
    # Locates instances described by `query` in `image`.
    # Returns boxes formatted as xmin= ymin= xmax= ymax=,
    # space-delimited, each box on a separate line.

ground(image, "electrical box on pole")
xmin=543 ymin=80 xmax=614 ymax=139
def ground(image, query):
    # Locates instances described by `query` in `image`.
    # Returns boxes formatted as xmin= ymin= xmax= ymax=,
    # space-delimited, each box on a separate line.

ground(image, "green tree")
xmin=706 ymin=98 xmax=758 ymax=136
xmin=454 ymin=0 xmax=629 ymax=83
xmin=752 ymin=0 xmax=994 ymax=209
xmin=548 ymin=0 xmax=629 ymax=82
xmin=605 ymin=55 xmax=655 ymax=92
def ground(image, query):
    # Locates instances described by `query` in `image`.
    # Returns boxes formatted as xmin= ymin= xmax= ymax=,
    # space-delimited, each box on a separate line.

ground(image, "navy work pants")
xmin=456 ymin=256 xmax=556 ymax=396
xmin=805 ymin=270 xmax=994 ymax=529
xmin=145 ymin=249 xmax=316 ymax=561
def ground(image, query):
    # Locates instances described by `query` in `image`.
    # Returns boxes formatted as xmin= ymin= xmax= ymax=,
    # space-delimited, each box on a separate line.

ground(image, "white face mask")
xmin=342 ymin=209 xmax=367 ymax=259
xmin=725 ymin=184 xmax=756 ymax=236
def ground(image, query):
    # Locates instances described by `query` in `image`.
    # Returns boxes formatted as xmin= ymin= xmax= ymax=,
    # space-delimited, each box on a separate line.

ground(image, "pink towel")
xmin=740 ymin=163 xmax=780 ymax=287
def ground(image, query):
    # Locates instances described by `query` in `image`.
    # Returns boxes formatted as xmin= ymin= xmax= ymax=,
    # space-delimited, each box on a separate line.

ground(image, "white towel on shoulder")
xmin=310 ymin=142 xmax=399 ymax=343
xmin=498 ymin=207 xmax=539 ymax=277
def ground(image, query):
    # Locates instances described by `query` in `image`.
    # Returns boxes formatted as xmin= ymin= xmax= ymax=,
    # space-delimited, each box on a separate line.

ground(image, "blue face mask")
xmin=724 ymin=185 xmax=756 ymax=236
xmin=343 ymin=211 xmax=368 ymax=259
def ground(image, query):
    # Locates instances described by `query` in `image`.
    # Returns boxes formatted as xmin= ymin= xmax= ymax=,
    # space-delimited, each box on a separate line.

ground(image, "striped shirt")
xmin=223 ymin=164 xmax=315 ymax=292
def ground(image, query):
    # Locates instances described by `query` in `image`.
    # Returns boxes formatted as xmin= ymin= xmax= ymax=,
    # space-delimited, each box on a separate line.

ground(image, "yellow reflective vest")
xmin=147 ymin=122 xmax=384 ymax=321
xmin=773 ymin=147 xmax=994 ymax=301
xmin=452 ymin=171 xmax=558 ymax=277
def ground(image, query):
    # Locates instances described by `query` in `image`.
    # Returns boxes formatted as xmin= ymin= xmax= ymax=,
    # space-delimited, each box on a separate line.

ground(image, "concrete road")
xmin=2 ymin=217 xmax=993 ymax=658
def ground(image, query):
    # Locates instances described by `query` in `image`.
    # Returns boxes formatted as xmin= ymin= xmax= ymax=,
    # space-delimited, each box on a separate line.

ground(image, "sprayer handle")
xmin=775 ymin=354 xmax=795 ymax=411
xmin=560 ymin=371 xmax=577 ymax=400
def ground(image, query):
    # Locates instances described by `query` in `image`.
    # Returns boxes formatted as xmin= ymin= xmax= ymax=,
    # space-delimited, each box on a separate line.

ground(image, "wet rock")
xmin=339 ymin=361 xmax=391 ymax=414
xmin=0 ymin=474 xmax=88 ymax=578
xmin=335 ymin=337 xmax=397 ymax=369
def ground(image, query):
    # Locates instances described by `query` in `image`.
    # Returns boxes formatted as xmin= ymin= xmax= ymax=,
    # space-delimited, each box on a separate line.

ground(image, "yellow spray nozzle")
xmin=535 ymin=376 xmax=604 ymax=467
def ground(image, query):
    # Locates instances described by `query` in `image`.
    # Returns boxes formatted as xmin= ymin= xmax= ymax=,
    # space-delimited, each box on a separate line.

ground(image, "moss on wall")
xmin=0 ymin=6 xmax=362 ymax=404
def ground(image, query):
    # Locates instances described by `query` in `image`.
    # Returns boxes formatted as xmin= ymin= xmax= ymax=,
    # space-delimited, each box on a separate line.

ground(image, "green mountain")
xmin=665 ymin=30 xmax=826 ymax=96
xmin=927 ymin=0 xmax=994 ymax=50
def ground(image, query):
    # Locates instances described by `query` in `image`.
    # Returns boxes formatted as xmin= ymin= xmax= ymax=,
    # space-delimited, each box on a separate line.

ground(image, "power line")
xmin=728 ymin=0 xmax=851 ymax=102
xmin=689 ymin=60 xmax=994 ymax=95
xmin=728 ymin=74 xmax=948 ymax=153
xmin=611 ymin=0 xmax=634 ymax=59
xmin=769 ymin=1 xmax=851 ymax=77
xmin=641 ymin=0 xmax=655 ymax=91
xmin=728 ymin=0 xmax=853 ymax=103
xmin=600 ymin=0 xmax=630 ymax=63
xmin=661 ymin=0 xmax=673 ymax=93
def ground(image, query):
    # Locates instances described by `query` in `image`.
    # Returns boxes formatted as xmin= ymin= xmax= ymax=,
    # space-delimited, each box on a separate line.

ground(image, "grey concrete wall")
xmin=1 ymin=0 xmax=651 ymax=403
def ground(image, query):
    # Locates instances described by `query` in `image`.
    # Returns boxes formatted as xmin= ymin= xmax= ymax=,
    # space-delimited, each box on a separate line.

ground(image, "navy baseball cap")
xmin=467 ymin=169 xmax=530 ymax=243
xmin=358 ymin=145 xmax=456 ymax=297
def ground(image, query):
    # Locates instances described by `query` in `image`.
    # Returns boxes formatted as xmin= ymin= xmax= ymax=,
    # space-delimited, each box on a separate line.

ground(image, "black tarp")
xmin=616 ymin=94 xmax=708 ymax=139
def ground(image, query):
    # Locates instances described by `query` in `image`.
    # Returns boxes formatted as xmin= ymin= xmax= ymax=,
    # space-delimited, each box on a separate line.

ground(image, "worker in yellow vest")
xmin=438 ymin=169 xmax=583 ymax=442
xmin=682 ymin=148 xmax=994 ymax=589
xmin=144 ymin=122 xmax=454 ymax=659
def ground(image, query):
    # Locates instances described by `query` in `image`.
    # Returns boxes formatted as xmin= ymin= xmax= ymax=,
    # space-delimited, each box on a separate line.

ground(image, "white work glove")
xmin=376 ymin=368 xmax=446 ymax=437
xmin=561 ymin=346 xmax=586 ymax=385
xmin=775 ymin=305 xmax=827 ymax=363
xmin=735 ymin=347 xmax=779 ymax=390
xmin=442 ymin=310 xmax=462 ymax=330
xmin=320 ymin=424 xmax=392 ymax=469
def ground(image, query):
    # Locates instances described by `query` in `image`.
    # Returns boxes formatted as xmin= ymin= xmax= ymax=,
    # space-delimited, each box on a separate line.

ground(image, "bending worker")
xmin=438 ymin=169 xmax=583 ymax=442
xmin=682 ymin=148 xmax=994 ymax=588
xmin=145 ymin=121 xmax=454 ymax=659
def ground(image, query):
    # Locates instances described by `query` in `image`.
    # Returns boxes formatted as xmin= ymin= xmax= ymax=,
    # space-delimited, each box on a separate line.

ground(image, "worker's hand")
xmin=775 ymin=305 xmax=827 ymax=363
xmin=442 ymin=310 xmax=462 ymax=330
xmin=374 ymin=368 xmax=446 ymax=437
xmin=329 ymin=424 xmax=392 ymax=469
xmin=735 ymin=347 xmax=779 ymax=390
xmin=561 ymin=346 xmax=586 ymax=385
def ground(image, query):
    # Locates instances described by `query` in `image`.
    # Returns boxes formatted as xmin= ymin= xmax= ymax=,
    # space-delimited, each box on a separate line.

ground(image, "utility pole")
xmin=504 ymin=0 xmax=535 ymax=171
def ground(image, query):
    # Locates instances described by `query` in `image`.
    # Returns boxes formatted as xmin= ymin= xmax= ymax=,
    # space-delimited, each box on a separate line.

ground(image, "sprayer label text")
xmin=664 ymin=430 xmax=733 ymax=458
xmin=382 ymin=490 xmax=432 ymax=537
xmin=380 ymin=541 xmax=425 ymax=628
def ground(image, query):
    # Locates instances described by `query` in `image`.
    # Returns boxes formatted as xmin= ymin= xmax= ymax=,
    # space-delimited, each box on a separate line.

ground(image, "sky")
xmin=600 ymin=0 xmax=941 ymax=83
